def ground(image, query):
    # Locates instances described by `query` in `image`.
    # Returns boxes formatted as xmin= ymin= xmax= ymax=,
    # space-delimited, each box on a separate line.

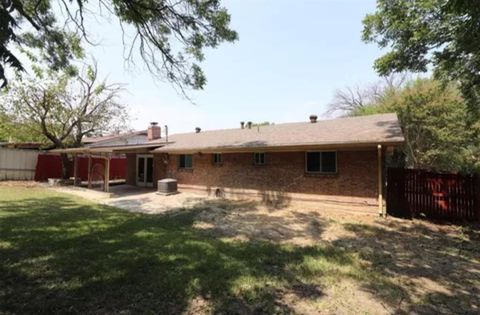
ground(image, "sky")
xmin=83 ymin=0 xmax=383 ymax=134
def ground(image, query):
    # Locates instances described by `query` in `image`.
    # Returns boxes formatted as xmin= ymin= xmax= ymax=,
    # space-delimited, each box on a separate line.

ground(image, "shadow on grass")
xmin=4 ymin=192 xmax=477 ymax=314
xmin=333 ymin=221 xmax=480 ymax=314
xmin=0 ymin=195 xmax=360 ymax=314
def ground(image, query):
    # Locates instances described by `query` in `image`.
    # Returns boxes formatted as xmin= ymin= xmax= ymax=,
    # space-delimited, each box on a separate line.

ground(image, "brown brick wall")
xmin=152 ymin=154 xmax=167 ymax=188
xmin=162 ymin=150 xmax=378 ymax=202
xmin=125 ymin=153 xmax=136 ymax=186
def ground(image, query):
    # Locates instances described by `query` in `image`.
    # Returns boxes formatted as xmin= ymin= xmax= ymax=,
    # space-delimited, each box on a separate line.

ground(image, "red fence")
xmin=34 ymin=154 xmax=126 ymax=181
xmin=387 ymin=168 xmax=480 ymax=221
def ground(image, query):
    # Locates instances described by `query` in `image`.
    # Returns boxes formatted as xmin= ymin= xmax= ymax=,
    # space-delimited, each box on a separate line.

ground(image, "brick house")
xmin=54 ymin=113 xmax=404 ymax=212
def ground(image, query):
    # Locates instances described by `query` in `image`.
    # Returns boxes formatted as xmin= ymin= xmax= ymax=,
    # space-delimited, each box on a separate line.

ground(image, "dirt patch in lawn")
xmin=0 ymin=180 xmax=43 ymax=188
xmin=193 ymin=199 xmax=383 ymax=245
xmin=193 ymin=198 xmax=480 ymax=314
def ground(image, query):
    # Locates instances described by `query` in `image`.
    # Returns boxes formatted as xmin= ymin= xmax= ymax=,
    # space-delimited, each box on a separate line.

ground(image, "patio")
xmin=52 ymin=184 xmax=215 ymax=214
xmin=50 ymin=183 xmax=387 ymax=245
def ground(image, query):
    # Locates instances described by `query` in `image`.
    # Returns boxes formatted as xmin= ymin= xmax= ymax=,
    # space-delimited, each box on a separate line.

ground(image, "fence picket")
xmin=387 ymin=168 xmax=479 ymax=222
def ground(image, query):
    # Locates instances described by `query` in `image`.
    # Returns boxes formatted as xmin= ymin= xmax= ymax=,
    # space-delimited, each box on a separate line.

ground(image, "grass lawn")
xmin=1 ymin=185 xmax=479 ymax=314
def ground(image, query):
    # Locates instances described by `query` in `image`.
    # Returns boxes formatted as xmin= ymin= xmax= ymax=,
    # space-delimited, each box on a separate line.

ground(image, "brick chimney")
xmin=147 ymin=122 xmax=161 ymax=141
xmin=309 ymin=115 xmax=318 ymax=123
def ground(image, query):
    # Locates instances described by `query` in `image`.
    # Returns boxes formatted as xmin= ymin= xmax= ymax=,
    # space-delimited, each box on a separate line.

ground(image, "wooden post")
xmin=378 ymin=144 xmax=384 ymax=217
xmin=104 ymin=155 xmax=110 ymax=192
xmin=87 ymin=154 xmax=92 ymax=189
xmin=73 ymin=154 xmax=78 ymax=186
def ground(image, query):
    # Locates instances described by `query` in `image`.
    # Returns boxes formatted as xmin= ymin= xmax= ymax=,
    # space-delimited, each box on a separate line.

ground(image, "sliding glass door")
xmin=136 ymin=155 xmax=154 ymax=187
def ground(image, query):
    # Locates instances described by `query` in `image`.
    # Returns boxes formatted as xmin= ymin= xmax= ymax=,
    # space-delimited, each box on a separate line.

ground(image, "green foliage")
xmin=352 ymin=79 xmax=479 ymax=173
xmin=0 ymin=0 xmax=237 ymax=92
xmin=0 ymin=64 xmax=129 ymax=148
xmin=0 ymin=113 xmax=45 ymax=143
xmin=0 ymin=112 xmax=13 ymax=142
xmin=363 ymin=0 xmax=480 ymax=114
xmin=0 ymin=0 xmax=84 ymax=88
xmin=0 ymin=90 xmax=45 ymax=143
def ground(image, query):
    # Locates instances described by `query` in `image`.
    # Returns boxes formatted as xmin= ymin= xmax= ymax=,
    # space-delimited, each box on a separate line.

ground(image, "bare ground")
xmin=190 ymin=198 xmax=480 ymax=314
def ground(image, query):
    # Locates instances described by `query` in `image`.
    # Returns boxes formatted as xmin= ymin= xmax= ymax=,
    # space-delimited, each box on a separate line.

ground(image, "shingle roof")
xmin=154 ymin=113 xmax=404 ymax=153
xmin=83 ymin=130 xmax=147 ymax=144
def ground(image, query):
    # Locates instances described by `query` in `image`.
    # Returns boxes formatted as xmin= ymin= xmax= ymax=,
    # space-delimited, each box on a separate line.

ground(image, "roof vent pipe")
xmin=240 ymin=121 xmax=245 ymax=129
xmin=247 ymin=121 xmax=252 ymax=129
xmin=309 ymin=115 xmax=318 ymax=123
xmin=195 ymin=127 xmax=201 ymax=133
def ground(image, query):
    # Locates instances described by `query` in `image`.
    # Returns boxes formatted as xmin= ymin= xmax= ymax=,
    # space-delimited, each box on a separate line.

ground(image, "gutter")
xmin=153 ymin=140 xmax=405 ymax=154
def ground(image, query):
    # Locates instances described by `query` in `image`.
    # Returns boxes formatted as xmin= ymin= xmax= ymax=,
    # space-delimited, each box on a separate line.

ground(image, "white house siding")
xmin=0 ymin=148 xmax=39 ymax=180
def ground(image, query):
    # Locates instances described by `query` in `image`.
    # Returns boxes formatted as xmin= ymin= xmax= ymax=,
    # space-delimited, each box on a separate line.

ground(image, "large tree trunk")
xmin=60 ymin=153 xmax=71 ymax=180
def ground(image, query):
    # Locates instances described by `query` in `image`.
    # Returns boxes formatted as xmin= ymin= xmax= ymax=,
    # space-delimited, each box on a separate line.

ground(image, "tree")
xmin=0 ymin=110 xmax=46 ymax=143
xmin=362 ymin=0 xmax=480 ymax=116
xmin=327 ymin=73 xmax=409 ymax=116
xmin=0 ymin=63 xmax=129 ymax=177
xmin=341 ymin=78 xmax=479 ymax=173
xmin=0 ymin=0 xmax=238 ymax=92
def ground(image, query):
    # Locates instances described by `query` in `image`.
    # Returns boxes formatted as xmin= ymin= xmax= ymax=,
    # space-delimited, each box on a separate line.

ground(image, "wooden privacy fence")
xmin=34 ymin=154 xmax=127 ymax=181
xmin=0 ymin=148 xmax=40 ymax=180
xmin=387 ymin=168 xmax=480 ymax=221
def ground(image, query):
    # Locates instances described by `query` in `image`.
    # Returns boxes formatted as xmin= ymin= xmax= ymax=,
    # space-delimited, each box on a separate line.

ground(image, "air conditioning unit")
xmin=157 ymin=178 xmax=178 ymax=195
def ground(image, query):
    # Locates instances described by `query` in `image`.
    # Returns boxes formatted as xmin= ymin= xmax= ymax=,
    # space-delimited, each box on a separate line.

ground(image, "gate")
xmin=387 ymin=168 xmax=480 ymax=221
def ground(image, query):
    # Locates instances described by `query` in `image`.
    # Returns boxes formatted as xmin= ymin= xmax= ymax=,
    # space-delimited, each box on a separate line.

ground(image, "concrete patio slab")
xmin=51 ymin=184 xmax=216 ymax=214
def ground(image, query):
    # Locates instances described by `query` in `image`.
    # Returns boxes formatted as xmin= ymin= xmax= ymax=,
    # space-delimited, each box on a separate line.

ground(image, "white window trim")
xmin=305 ymin=151 xmax=338 ymax=174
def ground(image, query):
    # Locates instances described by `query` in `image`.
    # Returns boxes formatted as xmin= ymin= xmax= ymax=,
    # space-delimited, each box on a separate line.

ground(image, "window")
xmin=213 ymin=153 xmax=223 ymax=165
xmin=306 ymin=151 xmax=337 ymax=173
xmin=253 ymin=152 xmax=266 ymax=165
xmin=179 ymin=154 xmax=193 ymax=169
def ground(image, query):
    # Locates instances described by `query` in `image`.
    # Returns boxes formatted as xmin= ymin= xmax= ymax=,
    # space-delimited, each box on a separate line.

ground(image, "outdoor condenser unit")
xmin=157 ymin=178 xmax=178 ymax=195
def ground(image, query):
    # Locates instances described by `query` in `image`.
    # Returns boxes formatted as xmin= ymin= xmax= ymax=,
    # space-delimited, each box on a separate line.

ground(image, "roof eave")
xmin=153 ymin=139 xmax=405 ymax=154
xmin=49 ymin=142 xmax=169 ymax=154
